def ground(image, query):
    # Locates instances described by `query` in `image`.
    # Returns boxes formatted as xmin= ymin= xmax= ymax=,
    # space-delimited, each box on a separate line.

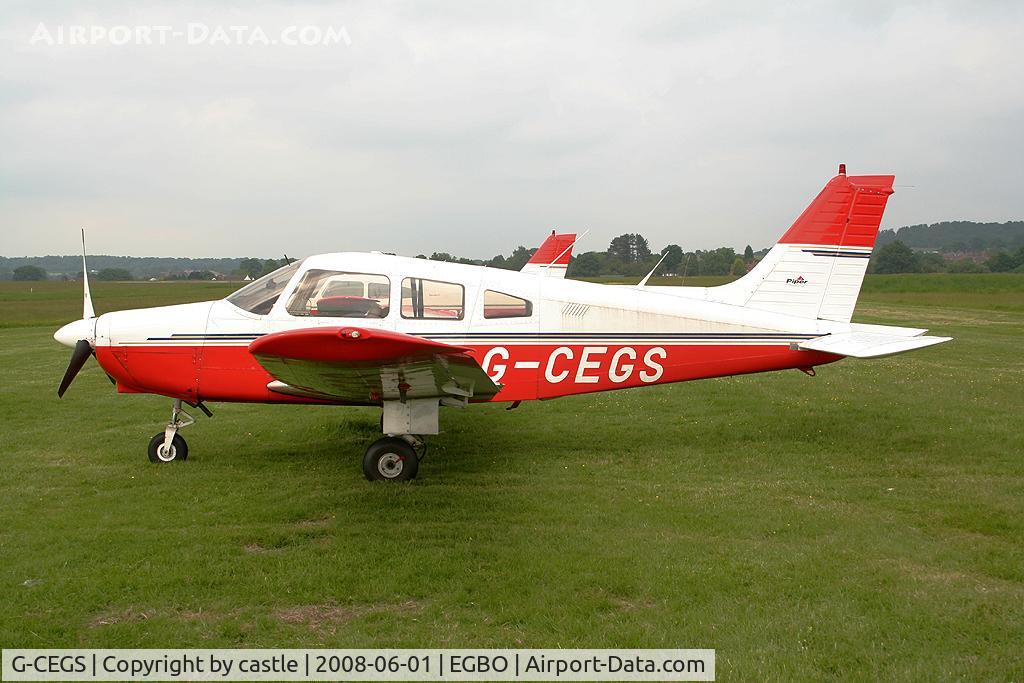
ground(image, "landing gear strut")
xmin=363 ymin=399 xmax=438 ymax=481
xmin=148 ymin=399 xmax=194 ymax=463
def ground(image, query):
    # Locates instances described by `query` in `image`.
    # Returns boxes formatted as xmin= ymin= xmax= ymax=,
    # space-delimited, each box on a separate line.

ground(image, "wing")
xmin=249 ymin=327 xmax=501 ymax=405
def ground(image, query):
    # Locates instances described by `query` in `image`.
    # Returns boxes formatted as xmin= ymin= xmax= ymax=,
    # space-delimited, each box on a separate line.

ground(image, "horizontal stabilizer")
xmin=798 ymin=331 xmax=951 ymax=358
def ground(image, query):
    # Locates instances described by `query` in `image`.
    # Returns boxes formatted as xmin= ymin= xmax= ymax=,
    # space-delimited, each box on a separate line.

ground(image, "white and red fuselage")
xmin=55 ymin=168 xmax=949 ymax=413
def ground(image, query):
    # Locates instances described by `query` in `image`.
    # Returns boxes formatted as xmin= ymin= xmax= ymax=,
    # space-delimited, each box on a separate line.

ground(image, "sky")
xmin=1 ymin=1 xmax=1022 ymax=259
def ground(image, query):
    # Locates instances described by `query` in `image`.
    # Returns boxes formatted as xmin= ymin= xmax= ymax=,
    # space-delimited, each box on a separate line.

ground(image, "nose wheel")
xmin=363 ymin=436 xmax=421 ymax=481
xmin=148 ymin=432 xmax=188 ymax=462
xmin=147 ymin=399 xmax=195 ymax=463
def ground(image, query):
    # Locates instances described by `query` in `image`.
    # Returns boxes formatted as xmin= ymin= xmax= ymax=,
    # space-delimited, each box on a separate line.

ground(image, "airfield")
xmin=1 ymin=274 xmax=1021 ymax=680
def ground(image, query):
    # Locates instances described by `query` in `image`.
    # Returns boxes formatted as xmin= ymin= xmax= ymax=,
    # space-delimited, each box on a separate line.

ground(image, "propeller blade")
xmin=81 ymin=228 xmax=95 ymax=319
xmin=57 ymin=339 xmax=93 ymax=397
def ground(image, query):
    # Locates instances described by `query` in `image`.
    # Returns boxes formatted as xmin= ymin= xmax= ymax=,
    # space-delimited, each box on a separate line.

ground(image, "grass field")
xmin=1 ymin=275 xmax=1022 ymax=681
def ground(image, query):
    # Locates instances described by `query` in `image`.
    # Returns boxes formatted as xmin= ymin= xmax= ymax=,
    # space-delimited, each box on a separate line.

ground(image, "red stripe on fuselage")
xmin=96 ymin=343 xmax=840 ymax=404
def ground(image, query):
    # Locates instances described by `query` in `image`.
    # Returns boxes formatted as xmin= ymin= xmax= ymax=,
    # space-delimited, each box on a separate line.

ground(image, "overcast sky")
xmin=1 ymin=1 xmax=1022 ymax=259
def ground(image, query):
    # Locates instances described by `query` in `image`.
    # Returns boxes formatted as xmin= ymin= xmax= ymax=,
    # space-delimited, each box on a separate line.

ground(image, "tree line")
xmin=424 ymin=234 xmax=762 ymax=278
xmin=8 ymin=258 xmax=291 ymax=282
xmin=871 ymin=241 xmax=1024 ymax=274
xmin=5 ymin=219 xmax=1024 ymax=281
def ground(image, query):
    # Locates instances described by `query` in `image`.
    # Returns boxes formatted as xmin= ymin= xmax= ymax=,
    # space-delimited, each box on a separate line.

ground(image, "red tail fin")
xmin=527 ymin=231 xmax=577 ymax=266
xmin=520 ymin=231 xmax=577 ymax=278
xmin=778 ymin=167 xmax=894 ymax=248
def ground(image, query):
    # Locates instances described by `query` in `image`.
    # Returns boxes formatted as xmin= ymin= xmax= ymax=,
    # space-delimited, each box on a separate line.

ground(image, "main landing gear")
xmin=147 ymin=399 xmax=194 ymax=463
xmin=362 ymin=398 xmax=438 ymax=482
xmin=362 ymin=435 xmax=424 ymax=482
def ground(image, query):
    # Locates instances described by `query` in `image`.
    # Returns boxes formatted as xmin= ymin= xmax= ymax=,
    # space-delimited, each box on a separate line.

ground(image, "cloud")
xmin=1 ymin=0 xmax=1022 ymax=257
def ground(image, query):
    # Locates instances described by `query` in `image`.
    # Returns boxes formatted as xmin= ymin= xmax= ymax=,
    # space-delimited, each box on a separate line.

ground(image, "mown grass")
xmin=0 ymin=275 xmax=1022 ymax=681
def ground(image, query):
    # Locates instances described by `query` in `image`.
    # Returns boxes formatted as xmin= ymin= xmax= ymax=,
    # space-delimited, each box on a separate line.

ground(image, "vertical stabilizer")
xmin=520 ymin=231 xmax=578 ymax=278
xmin=711 ymin=166 xmax=894 ymax=322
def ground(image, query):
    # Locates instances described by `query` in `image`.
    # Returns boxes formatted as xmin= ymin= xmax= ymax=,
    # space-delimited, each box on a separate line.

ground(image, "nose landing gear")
xmin=147 ymin=399 xmax=194 ymax=463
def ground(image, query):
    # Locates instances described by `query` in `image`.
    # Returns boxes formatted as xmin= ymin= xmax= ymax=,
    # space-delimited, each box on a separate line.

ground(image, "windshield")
xmin=226 ymin=260 xmax=302 ymax=315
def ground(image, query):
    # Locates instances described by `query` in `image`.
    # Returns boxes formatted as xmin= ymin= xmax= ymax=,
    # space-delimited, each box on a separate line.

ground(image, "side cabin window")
xmin=483 ymin=290 xmax=532 ymax=319
xmin=286 ymin=269 xmax=391 ymax=318
xmin=401 ymin=278 xmax=464 ymax=320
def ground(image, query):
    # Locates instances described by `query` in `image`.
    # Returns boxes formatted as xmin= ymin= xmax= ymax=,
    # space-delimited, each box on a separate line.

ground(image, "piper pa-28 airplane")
xmin=55 ymin=166 xmax=950 ymax=481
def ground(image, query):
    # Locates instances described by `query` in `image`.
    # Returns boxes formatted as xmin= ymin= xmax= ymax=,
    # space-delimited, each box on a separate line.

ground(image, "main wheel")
xmin=148 ymin=432 xmax=188 ymax=463
xmin=363 ymin=437 xmax=418 ymax=481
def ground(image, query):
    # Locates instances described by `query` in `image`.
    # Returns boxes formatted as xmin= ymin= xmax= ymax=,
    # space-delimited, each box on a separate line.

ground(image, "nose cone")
xmin=54 ymin=318 xmax=95 ymax=348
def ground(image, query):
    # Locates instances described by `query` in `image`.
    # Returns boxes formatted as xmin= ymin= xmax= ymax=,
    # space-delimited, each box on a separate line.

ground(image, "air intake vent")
xmin=561 ymin=303 xmax=590 ymax=317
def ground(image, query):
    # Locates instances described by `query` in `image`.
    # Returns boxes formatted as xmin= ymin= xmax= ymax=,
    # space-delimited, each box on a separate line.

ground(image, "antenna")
xmin=637 ymin=251 xmax=668 ymax=288
xmin=81 ymin=228 xmax=95 ymax=319
xmin=542 ymin=229 xmax=590 ymax=269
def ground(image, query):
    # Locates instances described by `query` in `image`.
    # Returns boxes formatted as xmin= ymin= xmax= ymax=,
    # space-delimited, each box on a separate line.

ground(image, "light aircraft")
xmin=55 ymin=166 xmax=950 ymax=481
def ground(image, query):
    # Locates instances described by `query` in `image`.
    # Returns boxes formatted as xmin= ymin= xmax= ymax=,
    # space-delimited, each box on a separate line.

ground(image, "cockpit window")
xmin=226 ymin=261 xmax=302 ymax=315
xmin=286 ymin=270 xmax=391 ymax=318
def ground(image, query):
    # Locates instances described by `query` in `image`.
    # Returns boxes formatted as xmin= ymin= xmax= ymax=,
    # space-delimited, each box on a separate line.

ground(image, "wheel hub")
xmin=157 ymin=444 xmax=176 ymax=462
xmin=377 ymin=452 xmax=404 ymax=478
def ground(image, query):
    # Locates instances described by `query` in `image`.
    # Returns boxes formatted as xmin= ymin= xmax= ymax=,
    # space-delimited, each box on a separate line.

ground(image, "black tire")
xmin=363 ymin=437 xmax=418 ymax=481
xmin=148 ymin=432 xmax=188 ymax=463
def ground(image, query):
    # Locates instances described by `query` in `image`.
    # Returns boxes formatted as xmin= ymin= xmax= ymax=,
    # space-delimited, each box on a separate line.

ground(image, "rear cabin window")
xmin=401 ymin=278 xmax=464 ymax=320
xmin=286 ymin=270 xmax=391 ymax=318
xmin=483 ymin=290 xmax=533 ymax=319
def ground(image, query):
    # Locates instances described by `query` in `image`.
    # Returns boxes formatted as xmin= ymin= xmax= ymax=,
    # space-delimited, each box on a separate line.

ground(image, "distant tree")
xmin=730 ymin=257 xmax=747 ymax=276
xmin=919 ymin=252 xmax=947 ymax=273
xmin=660 ymin=244 xmax=683 ymax=274
xmin=607 ymin=233 xmax=652 ymax=263
xmin=607 ymin=234 xmax=631 ymax=261
xmin=238 ymin=258 xmax=264 ymax=278
xmin=947 ymin=259 xmax=987 ymax=273
xmin=13 ymin=265 xmax=47 ymax=281
xmin=872 ymin=241 xmax=921 ymax=274
xmin=986 ymin=251 xmax=1016 ymax=273
xmin=429 ymin=252 xmax=455 ymax=262
xmin=96 ymin=268 xmax=133 ymax=281
xmin=634 ymin=234 xmax=652 ymax=261
xmin=485 ymin=254 xmax=507 ymax=269
xmin=259 ymin=259 xmax=285 ymax=277
xmin=1013 ymin=246 xmax=1024 ymax=270
xmin=504 ymin=246 xmax=535 ymax=271
xmin=570 ymin=251 xmax=602 ymax=277
xmin=743 ymin=244 xmax=754 ymax=261
xmin=694 ymin=247 xmax=737 ymax=275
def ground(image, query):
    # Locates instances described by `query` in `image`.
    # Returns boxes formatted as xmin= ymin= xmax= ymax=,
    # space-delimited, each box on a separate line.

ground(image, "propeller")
xmin=55 ymin=228 xmax=97 ymax=397
xmin=57 ymin=339 xmax=94 ymax=397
